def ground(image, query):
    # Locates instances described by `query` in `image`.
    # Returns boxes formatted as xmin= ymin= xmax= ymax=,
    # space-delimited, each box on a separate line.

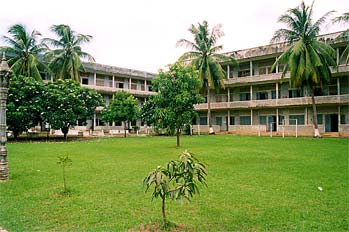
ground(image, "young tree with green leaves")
xmin=1 ymin=24 xmax=48 ymax=81
xmin=7 ymin=75 xmax=45 ymax=139
xmin=271 ymin=1 xmax=336 ymax=137
xmin=144 ymin=150 xmax=207 ymax=228
xmin=177 ymin=21 xmax=236 ymax=134
xmin=141 ymin=63 xmax=203 ymax=147
xmin=42 ymin=80 xmax=103 ymax=140
xmin=57 ymin=154 xmax=72 ymax=194
xmin=101 ymin=91 xmax=139 ymax=138
xmin=43 ymin=24 xmax=94 ymax=82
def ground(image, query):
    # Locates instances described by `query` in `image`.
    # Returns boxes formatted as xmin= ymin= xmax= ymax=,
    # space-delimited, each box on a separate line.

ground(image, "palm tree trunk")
xmin=207 ymin=87 xmax=214 ymax=134
xmin=311 ymin=91 xmax=321 ymax=138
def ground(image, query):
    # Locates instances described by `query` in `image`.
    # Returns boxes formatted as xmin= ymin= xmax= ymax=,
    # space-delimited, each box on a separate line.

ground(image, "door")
xmin=325 ymin=114 xmax=338 ymax=132
xmin=267 ymin=115 xmax=277 ymax=131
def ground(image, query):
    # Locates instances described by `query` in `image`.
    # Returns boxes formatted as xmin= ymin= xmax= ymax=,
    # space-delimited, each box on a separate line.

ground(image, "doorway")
xmin=325 ymin=114 xmax=338 ymax=132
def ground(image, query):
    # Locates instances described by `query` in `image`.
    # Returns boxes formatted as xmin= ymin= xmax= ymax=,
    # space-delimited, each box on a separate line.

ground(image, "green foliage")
xmin=0 ymin=24 xmax=48 ymax=81
xmin=177 ymin=21 xmax=237 ymax=128
xmin=43 ymin=24 xmax=94 ymax=82
xmin=141 ymin=63 xmax=204 ymax=146
xmin=42 ymin=79 xmax=103 ymax=140
xmin=57 ymin=154 xmax=72 ymax=194
xmin=144 ymin=150 xmax=207 ymax=226
xmin=7 ymin=75 xmax=45 ymax=138
xmin=101 ymin=91 xmax=139 ymax=137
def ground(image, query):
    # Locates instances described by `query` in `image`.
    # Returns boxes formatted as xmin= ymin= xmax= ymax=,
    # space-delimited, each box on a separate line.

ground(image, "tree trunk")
xmin=176 ymin=127 xmax=180 ymax=147
xmin=311 ymin=91 xmax=321 ymax=138
xmin=124 ymin=121 xmax=127 ymax=138
xmin=61 ymin=126 xmax=69 ymax=141
xmin=161 ymin=195 xmax=166 ymax=226
xmin=207 ymin=87 xmax=214 ymax=134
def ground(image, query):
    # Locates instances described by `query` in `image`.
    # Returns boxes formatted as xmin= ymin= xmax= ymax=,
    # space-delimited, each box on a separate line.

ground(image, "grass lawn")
xmin=0 ymin=135 xmax=348 ymax=231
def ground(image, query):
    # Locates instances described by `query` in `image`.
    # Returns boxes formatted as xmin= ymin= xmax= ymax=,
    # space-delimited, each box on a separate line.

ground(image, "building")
xmin=192 ymin=31 xmax=349 ymax=137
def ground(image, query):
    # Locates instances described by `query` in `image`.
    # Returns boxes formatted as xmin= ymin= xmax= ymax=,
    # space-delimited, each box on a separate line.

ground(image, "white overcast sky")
xmin=0 ymin=0 xmax=347 ymax=73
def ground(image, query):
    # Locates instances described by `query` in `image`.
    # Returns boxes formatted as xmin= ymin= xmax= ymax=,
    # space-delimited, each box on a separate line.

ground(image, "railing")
xmin=194 ymin=94 xmax=349 ymax=110
xmin=82 ymin=84 xmax=156 ymax=96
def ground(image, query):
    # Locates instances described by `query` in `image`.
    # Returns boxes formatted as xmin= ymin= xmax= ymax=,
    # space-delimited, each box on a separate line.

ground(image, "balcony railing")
xmin=194 ymin=94 xmax=349 ymax=110
xmin=82 ymin=84 xmax=156 ymax=96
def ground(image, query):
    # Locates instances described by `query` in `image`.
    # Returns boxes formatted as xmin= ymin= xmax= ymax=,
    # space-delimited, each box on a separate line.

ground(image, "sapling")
xmin=57 ymin=155 xmax=72 ymax=194
xmin=144 ymin=150 xmax=207 ymax=228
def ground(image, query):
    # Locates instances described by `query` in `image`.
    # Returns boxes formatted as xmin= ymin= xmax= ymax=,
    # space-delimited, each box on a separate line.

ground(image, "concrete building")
xmin=192 ymin=31 xmax=349 ymax=137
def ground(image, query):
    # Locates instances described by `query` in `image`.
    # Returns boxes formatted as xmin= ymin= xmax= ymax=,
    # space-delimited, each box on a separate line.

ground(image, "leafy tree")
xmin=141 ymin=63 xmax=203 ymax=147
xmin=144 ymin=150 xmax=207 ymax=228
xmin=1 ymin=24 xmax=47 ymax=81
xmin=177 ymin=21 xmax=236 ymax=134
xmin=43 ymin=24 xmax=94 ymax=82
xmin=333 ymin=12 xmax=349 ymax=64
xmin=42 ymin=80 xmax=103 ymax=140
xmin=7 ymin=75 xmax=45 ymax=139
xmin=101 ymin=91 xmax=139 ymax=138
xmin=271 ymin=1 xmax=336 ymax=137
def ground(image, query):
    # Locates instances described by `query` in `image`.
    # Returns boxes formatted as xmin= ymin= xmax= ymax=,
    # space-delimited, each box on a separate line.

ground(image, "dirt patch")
xmin=129 ymin=223 xmax=187 ymax=232
xmin=0 ymin=227 xmax=8 ymax=232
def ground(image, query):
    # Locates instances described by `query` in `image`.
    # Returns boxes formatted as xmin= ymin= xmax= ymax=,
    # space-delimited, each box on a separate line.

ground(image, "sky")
xmin=0 ymin=0 xmax=347 ymax=73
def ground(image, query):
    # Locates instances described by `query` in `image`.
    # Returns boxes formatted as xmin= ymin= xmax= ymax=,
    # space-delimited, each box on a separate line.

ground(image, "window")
xmin=238 ymin=69 xmax=250 ymax=77
xmin=271 ymin=90 xmax=280 ymax=99
xmin=240 ymin=92 xmax=250 ymax=101
xmin=240 ymin=116 xmax=251 ymax=125
xmin=289 ymin=89 xmax=302 ymax=98
xmin=81 ymin=78 xmax=89 ymax=85
xmin=131 ymin=80 xmax=137 ymax=90
xmin=341 ymin=114 xmax=346 ymax=124
xmin=259 ymin=116 xmax=267 ymax=125
xmin=278 ymin=115 xmax=285 ymax=125
xmin=289 ymin=115 xmax=304 ymax=125
xmin=256 ymin=92 xmax=268 ymax=100
xmin=230 ymin=116 xmax=235 ymax=125
xmin=216 ymin=117 xmax=222 ymax=126
xmin=317 ymin=114 xmax=323 ymax=124
xmin=200 ymin=117 xmax=207 ymax=125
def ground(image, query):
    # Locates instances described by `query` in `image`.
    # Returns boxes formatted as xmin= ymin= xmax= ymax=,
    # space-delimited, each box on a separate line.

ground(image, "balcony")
xmin=194 ymin=94 xmax=349 ymax=110
xmin=224 ymin=73 xmax=289 ymax=86
xmin=82 ymin=84 xmax=156 ymax=96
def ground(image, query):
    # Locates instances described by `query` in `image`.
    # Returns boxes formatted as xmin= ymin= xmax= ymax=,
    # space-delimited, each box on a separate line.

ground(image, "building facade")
xmin=193 ymin=32 xmax=349 ymax=137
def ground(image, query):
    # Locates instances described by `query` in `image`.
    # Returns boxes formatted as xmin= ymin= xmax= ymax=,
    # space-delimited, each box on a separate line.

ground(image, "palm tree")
xmin=333 ymin=13 xmax=349 ymax=64
xmin=177 ymin=21 xmax=236 ymax=134
xmin=43 ymin=24 xmax=95 ymax=82
xmin=1 ymin=24 xmax=47 ymax=81
xmin=271 ymin=1 xmax=336 ymax=137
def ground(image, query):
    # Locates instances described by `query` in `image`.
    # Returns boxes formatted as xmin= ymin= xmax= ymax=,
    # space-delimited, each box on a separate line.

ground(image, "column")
xmin=276 ymin=57 xmax=279 ymax=73
xmin=145 ymin=79 xmax=147 ymax=92
xmin=112 ymin=75 xmax=115 ymax=89
xmin=93 ymin=73 xmax=97 ymax=86
xmin=93 ymin=114 xmax=97 ymax=128
xmin=250 ymin=109 xmax=253 ymax=126
xmin=227 ymin=65 xmax=230 ymax=79
xmin=129 ymin=77 xmax=132 ymax=89
xmin=276 ymin=108 xmax=279 ymax=131
xmin=336 ymin=48 xmax=340 ymax=65
xmin=227 ymin=88 xmax=230 ymax=103
xmin=305 ymin=107 xmax=308 ymax=125
xmin=250 ymin=60 xmax=253 ymax=77
xmin=276 ymin=82 xmax=279 ymax=99
xmin=250 ymin=85 xmax=253 ymax=100
xmin=338 ymin=106 xmax=341 ymax=132
xmin=227 ymin=110 xmax=230 ymax=131
xmin=337 ymin=77 xmax=340 ymax=95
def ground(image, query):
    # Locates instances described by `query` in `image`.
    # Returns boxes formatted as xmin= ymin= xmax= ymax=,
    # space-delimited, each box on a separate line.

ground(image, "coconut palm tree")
xmin=43 ymin=24 xmax=95 ymax=82
xmin=333 ymin=12 xmax=349 ymax=64
xmin=271 ymin=1 xmax=336 ymax=137
xmin=1 ymin=24 xmax=47 ymax=81
xmin=177 ymin=21 xmax=236 ymax=134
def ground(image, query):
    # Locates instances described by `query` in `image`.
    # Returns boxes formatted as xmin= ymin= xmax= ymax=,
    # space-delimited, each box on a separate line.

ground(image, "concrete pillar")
xmin=250 ymin=109 xmax=253 ymax=125
xmin=276 ymin=57 xmax=279 ymax=73
xmin=227 ymin=88 xmax=230 ymax=103
xmin=145 ymin=79 xmax=147 ymax=92
xmin=305 ymin=107 xmax=308 ymax=125
xmin=250 ymin=85 xmax=253 ymax=100
xmin=338 ymin=105 xmax=341 ymax=132
xmin=112 ymin=75 xmax=115 ymax=89
xmin=227 ymin=65 xmax=230 ymax=79
xmin=250 ymin=61 xmax=253 ymax=77
xmin=276 ymin=82 xmax=279 ymax=99
xmin=276 ymin=108 xmax=279 ymax=131
xmin=93 ymin=73 xmax=97 ymax=86
xmin=336 ymin=48 xmax=340 ymax=65
xmin=337 ymin=77 xmax=340 ymax=95
xmin=227 ymin=110 xmax=230 ymax=131
xmin=129 ymin=78 xmax=132 ymax=89
xmin=93 ymin=114 xmax=97 ymax=128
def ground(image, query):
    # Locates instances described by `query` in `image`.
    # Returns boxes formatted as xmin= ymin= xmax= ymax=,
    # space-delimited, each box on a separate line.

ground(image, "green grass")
xmin=0 ymin=135 xmax=348 ymax=231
